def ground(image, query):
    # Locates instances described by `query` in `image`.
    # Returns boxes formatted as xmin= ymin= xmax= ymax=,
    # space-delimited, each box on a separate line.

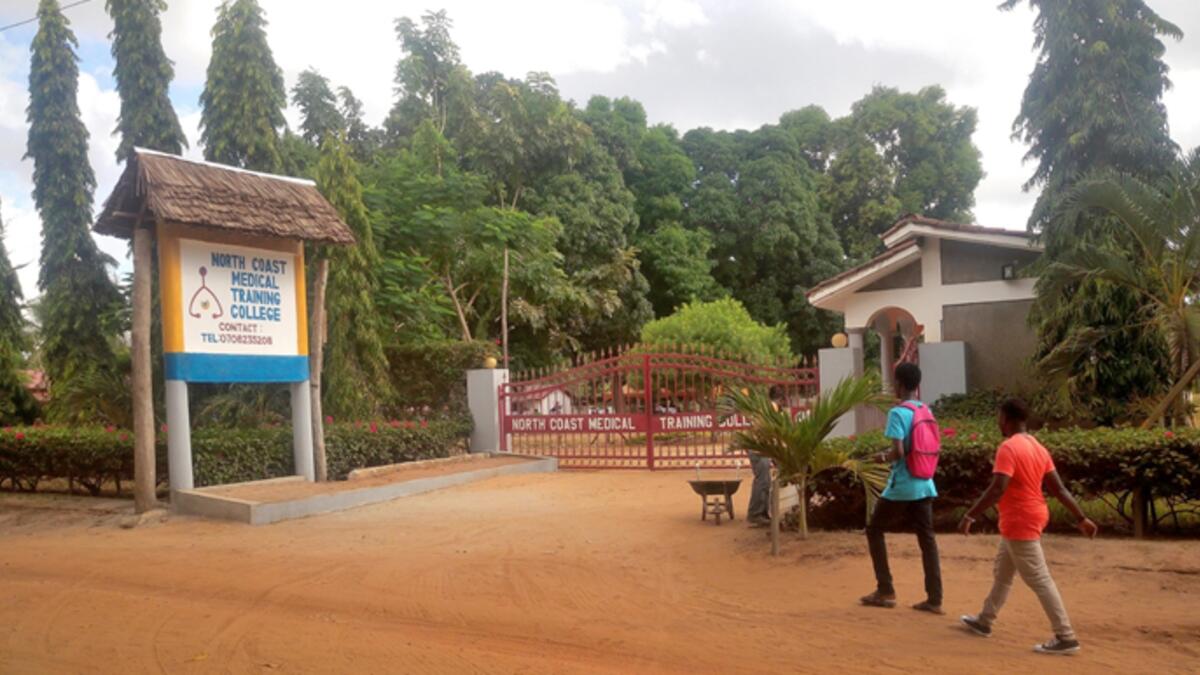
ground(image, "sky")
xmin=3 ymin=0 xmax=1200 ymax=302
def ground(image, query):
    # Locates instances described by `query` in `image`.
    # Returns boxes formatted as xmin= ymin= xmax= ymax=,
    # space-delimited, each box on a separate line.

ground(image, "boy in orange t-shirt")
xmin=957 ymin=398 xmax=1098 ymax=656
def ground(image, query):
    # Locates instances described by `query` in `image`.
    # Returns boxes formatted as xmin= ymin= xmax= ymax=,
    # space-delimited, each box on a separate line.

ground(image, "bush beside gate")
xmin=0 ymin=416 xmax=472 ymax=494
xmin=809 ymin=425 xmax=1200 ymax=535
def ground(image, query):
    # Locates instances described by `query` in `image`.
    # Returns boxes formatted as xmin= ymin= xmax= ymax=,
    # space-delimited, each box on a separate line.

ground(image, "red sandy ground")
xmin=1 ymin=471 xmax=1197 ymax=674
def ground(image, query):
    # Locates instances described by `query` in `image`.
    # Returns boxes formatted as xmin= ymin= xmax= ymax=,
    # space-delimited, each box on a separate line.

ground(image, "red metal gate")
xmin=499 ymin=345 xmax=818 ymax=469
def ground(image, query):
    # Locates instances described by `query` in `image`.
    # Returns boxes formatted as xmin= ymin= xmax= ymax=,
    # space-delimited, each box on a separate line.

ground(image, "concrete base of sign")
xmin=171 ymin=453 xmax=557 ymax=525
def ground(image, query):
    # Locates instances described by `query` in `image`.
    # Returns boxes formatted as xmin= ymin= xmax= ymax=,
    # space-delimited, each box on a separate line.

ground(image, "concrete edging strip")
xmin=174 ymin=455 xmax=557 ymax=525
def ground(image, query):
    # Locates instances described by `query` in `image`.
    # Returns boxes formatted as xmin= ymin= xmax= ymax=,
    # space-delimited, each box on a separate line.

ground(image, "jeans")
xmin=865 ymin=497 xmax=942 ymax=605
xmin=978 ymin=538 xmax=1075 ymax=640
xmin=747 ymin=452 xmax=771 ymax=521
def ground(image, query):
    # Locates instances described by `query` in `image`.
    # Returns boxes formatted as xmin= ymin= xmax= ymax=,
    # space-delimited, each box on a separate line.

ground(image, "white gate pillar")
xmin=467 ymin=368 xmax=509 ymax=453
xmin=819 ymin=329 xmax=865 ymax=438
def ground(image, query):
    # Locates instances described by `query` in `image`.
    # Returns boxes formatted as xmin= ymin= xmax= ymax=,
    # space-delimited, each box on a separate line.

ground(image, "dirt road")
xmin=1 ymin=472 xmax=1197 ymax=674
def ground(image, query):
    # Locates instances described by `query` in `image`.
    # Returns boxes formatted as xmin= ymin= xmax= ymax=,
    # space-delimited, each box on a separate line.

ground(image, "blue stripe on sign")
xmin=164 ymin=353 xmax=310 ymax=383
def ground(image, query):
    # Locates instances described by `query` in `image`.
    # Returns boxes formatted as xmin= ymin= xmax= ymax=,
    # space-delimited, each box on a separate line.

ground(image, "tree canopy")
xmin=105 ymin=0 xmax=187 ymax=160
xmin=1005 ymin=0 xmax=1183 ymax=423
xmin=26 ymin=0 xmax=123 ymax=423
xmin=199 ymin=0 xmax=286 ymax=171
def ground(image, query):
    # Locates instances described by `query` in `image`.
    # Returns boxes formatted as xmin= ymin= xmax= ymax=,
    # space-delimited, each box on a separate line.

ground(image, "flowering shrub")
xmin=0 ymin=416 xmax=472 ymax=494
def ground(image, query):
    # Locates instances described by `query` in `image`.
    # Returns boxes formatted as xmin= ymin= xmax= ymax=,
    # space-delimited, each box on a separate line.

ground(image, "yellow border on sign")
xmin=156 ymin=221 xmax=308 ymax=356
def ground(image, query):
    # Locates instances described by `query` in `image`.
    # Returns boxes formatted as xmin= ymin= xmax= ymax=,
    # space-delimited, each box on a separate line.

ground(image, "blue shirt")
xmin=880 ymin=401 xmax=938 ymax=501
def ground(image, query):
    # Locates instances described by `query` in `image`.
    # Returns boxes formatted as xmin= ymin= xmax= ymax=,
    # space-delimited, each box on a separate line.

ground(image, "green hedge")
xmin=809 ymin=425 xmax=1200 ymax=534
xmin=386 ymin=340 xmax=497 ymax=412
xmin=0 ymin=417 xmax=473 ymax=494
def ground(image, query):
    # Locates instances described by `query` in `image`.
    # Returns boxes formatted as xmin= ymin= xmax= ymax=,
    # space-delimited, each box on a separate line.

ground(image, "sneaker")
xmin=959 ymin=615 xmax=991 ymax=637
xmin=747 ymin=517 xmax=770 ymax=529
xmin=860 ymin=590 xmax=896 ymax=608
xmin=1034 ymin=636 xmax=1080 ymax=655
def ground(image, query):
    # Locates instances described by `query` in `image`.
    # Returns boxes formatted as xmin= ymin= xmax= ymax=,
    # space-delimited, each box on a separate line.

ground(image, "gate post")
xmin=468 ymin=368 xmax=509 ymax=453
xmin=644 ymin=353 xmax=655 ymax=469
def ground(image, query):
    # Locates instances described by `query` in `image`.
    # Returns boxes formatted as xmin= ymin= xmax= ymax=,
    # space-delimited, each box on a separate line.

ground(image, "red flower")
xmin=325 ymin=415 xmax=334 ymax=424
xmin=14 ymin=432 xmax=24 ymax=441
xmin=105 ymin=425 xmax=116 ymax=433
xmin=119 ymin=433 xmax=129 ymax=442
xmin=848 ymin=435 xmax=857 ymax=441
xmin=942 ymin=427 xmax=957 ymax=438
xmin=369 ymin=422 xmax=378 ymax=433
xmin=160 ymin=423 xmax=168 ymax=433
xmin=420 ymin=419 xmax=429 ymax=429
xmin=1165 ymin=431 xmax=1175 ymax=439
xmin=389 ymin=420 xmax=400 ymax=428
xmin=404 ymin=421 xmax=415 ymax=429
xmin=970 ymin=433 xmax=979 ymax=441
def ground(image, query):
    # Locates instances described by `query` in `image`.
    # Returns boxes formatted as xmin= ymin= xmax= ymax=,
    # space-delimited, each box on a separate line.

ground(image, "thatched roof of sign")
xmin=94 ymin=148 xmax=355 ymax=245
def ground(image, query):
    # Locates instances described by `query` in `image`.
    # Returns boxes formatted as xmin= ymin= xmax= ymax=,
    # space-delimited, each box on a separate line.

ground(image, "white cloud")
xmin=641 ymin=0 xmax=708 ymax=31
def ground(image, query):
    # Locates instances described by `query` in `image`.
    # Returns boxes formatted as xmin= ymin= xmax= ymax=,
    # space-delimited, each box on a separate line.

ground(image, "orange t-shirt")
xmin=992 ymin=433 xmax=1056 ymax=541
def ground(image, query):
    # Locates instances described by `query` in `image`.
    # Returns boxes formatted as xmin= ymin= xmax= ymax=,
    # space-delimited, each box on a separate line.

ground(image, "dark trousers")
xmin=865 ymin=497 xmax=942 ymax=605
xmin=747 ymin=452 xmax=771 ymax=521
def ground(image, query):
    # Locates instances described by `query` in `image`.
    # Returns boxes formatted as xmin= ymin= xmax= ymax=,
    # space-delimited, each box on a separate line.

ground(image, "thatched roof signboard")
xmin=95 ymin=148 xmax=355 ymax=245
xmin=94 ymin=149 xmax=354 ymax=495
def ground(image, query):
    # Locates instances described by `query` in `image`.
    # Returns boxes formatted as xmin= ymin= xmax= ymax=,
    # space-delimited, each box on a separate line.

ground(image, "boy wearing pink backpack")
xmin=860 ymin=362 xmax=943 ymax=614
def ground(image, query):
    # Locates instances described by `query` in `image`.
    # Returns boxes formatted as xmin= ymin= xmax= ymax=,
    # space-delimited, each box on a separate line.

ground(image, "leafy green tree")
xmin=315 ymin=136 xmax=393 ymax=419
xmin=105 ymin=0 xmax=187 ymax=160
xmin=291 ymin=68 xmax=344 ymax=147
xmin=0 ymin=202 xmax=37 ymax=423
xmin=339 ymin=86 xmax=381 ymax=162
xmin=278 ymin=129 xmax=319 ymax=179
xmin=385 ymin=10 xmax=473 ymax=142
xmin=581 ymin=96 xmax=718 ymax=319
xmin=684 ymin=125 xmax=844 ymax=356
xmin=1004 ymin=0 xmax=1181 ymax=423
xmin=467 ymin=72 xmax=587 ymax=209
xmin=366 ymin=122 xmax=583 ymax=360
xmin=821 ymin=86 xmax=982 ymax=258
xmin=525 ymin=137 xmax=652 ymax=350
xmin=640 ymin=298 xmax=793 ymax=365
xmin=199 ymin=0 xmax=286 ymax=171
xmin=25 ymin=0 xmax=123 ymax=423
xmin=1039 ymin=161 xmax=1200 ymax=426
xmin=636 ymin=222 xmax=724 ymax=315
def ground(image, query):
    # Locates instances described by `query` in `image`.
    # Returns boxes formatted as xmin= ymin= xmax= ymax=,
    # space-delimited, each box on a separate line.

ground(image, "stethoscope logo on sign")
xmin=189 ymin=266 xmax=223 ymax=319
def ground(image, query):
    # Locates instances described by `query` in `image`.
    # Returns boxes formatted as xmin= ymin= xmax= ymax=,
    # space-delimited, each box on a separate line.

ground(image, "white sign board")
xmin=178 ymin=238 xmax=299 ymax=356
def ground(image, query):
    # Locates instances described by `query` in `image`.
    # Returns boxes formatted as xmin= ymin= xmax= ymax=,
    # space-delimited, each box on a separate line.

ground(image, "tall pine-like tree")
xmin=199 ymin=0 xmax=285 ymax=172
xmin=1004 ymin=0 xmax=1181 ymax=422
xmin=25 ymin=0 xmax=123 ymax=422
xmin=106 ymin=0 xmax=187 ymax=160
xmin=0 ymin=201 xmax=36 ymax=423
xmin=315 ymin=136 xmax=393 ymax=419
xmin=291 ymin=69 xmax=343 ymax=147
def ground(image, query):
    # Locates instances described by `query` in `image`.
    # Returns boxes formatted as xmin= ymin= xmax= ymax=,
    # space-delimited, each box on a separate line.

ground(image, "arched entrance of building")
xmin=864 ymin=306 xmax=922 ymax=395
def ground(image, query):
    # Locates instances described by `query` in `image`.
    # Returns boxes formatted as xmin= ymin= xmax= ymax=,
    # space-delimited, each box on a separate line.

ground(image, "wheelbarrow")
xmin=688 ymin=478 xmax=743 ymax=525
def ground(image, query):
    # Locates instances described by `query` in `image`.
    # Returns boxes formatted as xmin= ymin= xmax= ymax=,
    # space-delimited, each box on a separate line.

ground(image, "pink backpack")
xmin=900 ymin=402 xmax=941 ymax=480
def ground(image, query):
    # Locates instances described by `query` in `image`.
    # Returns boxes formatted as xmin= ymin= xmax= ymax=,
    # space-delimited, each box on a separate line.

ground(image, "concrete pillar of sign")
xmin=165 ymin=379 xmax=194 ymax=494
xmin=468 ymin=368 xmax=509 ymax=453
xmin=290 ymin=381 xmax=315 ymax=480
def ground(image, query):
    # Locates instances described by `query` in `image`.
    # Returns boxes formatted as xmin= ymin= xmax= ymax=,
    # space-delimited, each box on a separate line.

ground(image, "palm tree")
xmin=1040 ymin=158 xmax=1200 ymax=427
xmin=720 ymin=375 xmax=891 ymax=543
